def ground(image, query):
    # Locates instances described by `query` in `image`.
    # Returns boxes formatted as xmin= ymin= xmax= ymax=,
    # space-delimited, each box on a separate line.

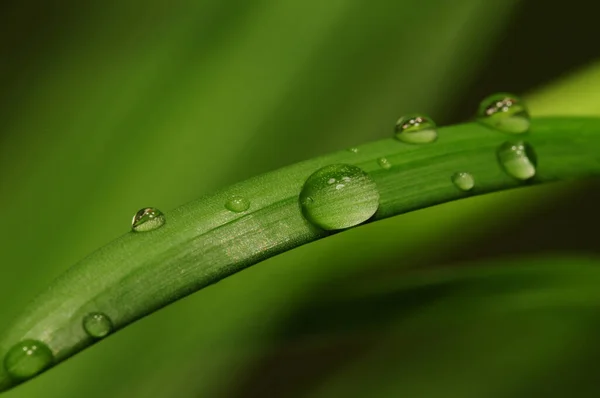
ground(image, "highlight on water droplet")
xmin=377 ymin=157 xmax=392 ymax=170
xmin=299 ymin=164 xmax=379 ymax=230
xmin=394 ymin=114 xmax=438 ymax=144
xmin=3 ymin=340 xmax=53 ymax=380
xmin=83 ymin=312 xmax=114 ymax=339
xmin=225 ymin=196 xmax=250 ymax=213
xmin=347 ymin=147 xmax=359 ymax=154
xmin=451 ymin=172 xmax=475 ymax=191
xmin=477 ymin=92 xmax=530 ymax=134
xmin=497 ymin=141 xmax=537 ymax=180
xmin=131 ymin=207 xmax=166 ymax=232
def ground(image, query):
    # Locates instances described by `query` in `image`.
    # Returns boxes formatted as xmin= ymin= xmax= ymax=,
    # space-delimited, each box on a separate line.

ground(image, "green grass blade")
xmin=1 ymin=116 xmax=599 ymax=392
xmin=0 ymin=2 xmax=522 ymax=395
xmin=0 ymin=0 xmax=518 ymax=330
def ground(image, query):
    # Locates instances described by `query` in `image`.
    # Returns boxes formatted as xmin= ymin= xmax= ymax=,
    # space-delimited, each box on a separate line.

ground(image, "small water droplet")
xmin=131 ymin=207 xmax=166 ymax=232
xmin=83 ymin=312 xmax=113 ymax=339
xmin=394 ymin=114 xmax=438 ymax=144
xmin=497 ymin=141 xmax=537 ymax=180
xmin=4 ymin=340 xmax=53 ymax=380
xmin=347 ymin=147 xmax=359 ymax=153
xmin=299 ymin=164 xmax=379 ymax=230
xmin=451 ymin=172 xmax=475 ymax=191
xmin=477 ymin=93 xmax=530 ymax=134
xmin=225 ymin=196 xmax=250 ymax=213
xmin=378 ymin=157 xmax=392 ymax=170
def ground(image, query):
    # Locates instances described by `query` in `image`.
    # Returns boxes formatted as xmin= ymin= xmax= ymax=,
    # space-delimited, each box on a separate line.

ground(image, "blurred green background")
xmin=1 ymin=1 xmax=599 ymax=397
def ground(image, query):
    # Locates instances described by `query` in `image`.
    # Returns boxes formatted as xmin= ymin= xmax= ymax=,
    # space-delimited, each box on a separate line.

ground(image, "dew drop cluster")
xmin=0 ymin=91 xmax=543 ymax=385
xmin=3 ymin=310 xmax=115 ymax=382
xmin=475 ymin=92 xmax=535 ymax=179
xmin=121 ymin=93 xmax=536 ymax=242
xmin=122 ymin=92 xmax=536 ymax=239
xmin=387 ymin=91 xmax=535 ymax=192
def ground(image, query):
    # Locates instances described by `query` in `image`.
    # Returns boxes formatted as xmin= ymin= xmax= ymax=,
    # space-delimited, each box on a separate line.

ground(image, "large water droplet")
xmin=225 ymin=196 xmax=250 ymax=213
xmin=83 ymin=312 xmax=113 ymax=339
xmin=299 ymin=164 xmax=379 ymax=230
xmin=4 ymin=340 xmax=53 ymax=380
xmin=378 ymin=157 xmax=392 ymax=170
xmin=394 ymin=114 xmax=438 ymax=144
xmin=477 ymin=93 xmax=530 ymax=134
xmin=497 ymin=141 xmax=537 ymax=180
xmin=451 ymin=172 xmax=474 ymax=191
xmin=131 ymin=207 xmax=166 ymax=232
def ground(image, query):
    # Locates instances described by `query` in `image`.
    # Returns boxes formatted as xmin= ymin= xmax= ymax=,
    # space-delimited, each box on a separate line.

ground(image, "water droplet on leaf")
xmin=477 ymin=93 xmax=530 ymax=134
xmin=451 ymin=172 xmax=475 ymax=191
xmin=299 ymin=164 xmax=379 ymax=230
xmin=83 ymin=312 xmax=113 ymax=339
xmin=131 ymin=207 xmax=166 ymax=232
xmin=225 ymin=196 xmax=250 ymax=213
xmin=302 ymin=196 xmax=314 ymax=205
xmin=394 ymin=114 xmax=438 ymax=144
xmin=497 ymin=141 xmax=537 ymax=180
xmin=347 ymin=147 xmax=359 ymax=153
xmin=378 ymin=157 xmax=392 ymax=170
xmin=4 ymin=340 xmax=53 ymax=380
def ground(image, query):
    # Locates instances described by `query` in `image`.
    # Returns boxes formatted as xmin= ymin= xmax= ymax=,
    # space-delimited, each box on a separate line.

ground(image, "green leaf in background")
xmin=527 ymin=61 xmax=600 ymax=116
xmin=299 ymin=255 xmax=600 ymax=398
xmin=0 ymin=0 xmax=598 ymax=397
